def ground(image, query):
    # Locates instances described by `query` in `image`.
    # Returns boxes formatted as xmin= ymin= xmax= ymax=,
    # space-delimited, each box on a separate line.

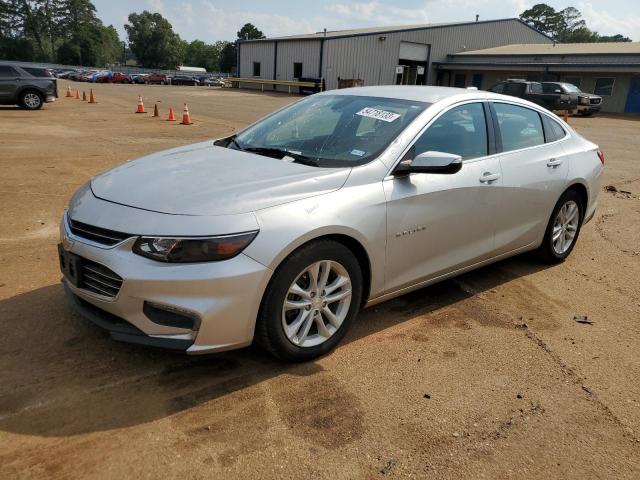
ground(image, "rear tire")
xmin=19 ymin=90 xmax=43 ymax=110
xmin=536 ymin=190 xmax=584 ymax=264
xmin=255 ymin=240 xmax=363 ymax=362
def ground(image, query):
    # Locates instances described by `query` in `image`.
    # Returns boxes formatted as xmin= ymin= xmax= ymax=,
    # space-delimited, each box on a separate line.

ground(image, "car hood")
xmin=90 ymin=141 xmax=351 ymax=216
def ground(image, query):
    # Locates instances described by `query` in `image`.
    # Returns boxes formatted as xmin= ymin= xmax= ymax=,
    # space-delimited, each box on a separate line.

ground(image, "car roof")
xmin=321 ymin=85 xmax=487 ymax=104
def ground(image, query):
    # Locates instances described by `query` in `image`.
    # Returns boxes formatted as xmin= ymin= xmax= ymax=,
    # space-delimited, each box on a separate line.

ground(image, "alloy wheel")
xmin=552 ymin=200 xmax=580 ymax=255
xmin=23 ymin=92 xmax=41 ymax=109
xmin=282 ymin=260 xmax=352 ymax=348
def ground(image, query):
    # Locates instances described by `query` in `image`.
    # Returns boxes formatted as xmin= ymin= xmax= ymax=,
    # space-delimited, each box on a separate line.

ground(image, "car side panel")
xmin=243 ymin=161 xmax=389 ymax=300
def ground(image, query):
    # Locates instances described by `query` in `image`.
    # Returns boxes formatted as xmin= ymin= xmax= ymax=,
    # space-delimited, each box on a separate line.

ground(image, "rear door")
xmin=489 ymin=101 xmax=569 ymax=254
xmin=0 ymin=65 xmax=20 ymax=100
xmin=383 ymin=101 xmax=503 ymax=292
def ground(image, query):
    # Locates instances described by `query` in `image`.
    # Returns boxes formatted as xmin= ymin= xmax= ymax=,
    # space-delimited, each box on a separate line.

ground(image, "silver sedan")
xmin=59 ymin=86 xmax=604 ymax=361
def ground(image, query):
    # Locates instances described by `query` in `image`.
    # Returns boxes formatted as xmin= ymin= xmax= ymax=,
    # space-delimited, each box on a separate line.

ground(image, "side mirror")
xmin=395 ymin=151 xmax=463 ymax=175
xmin=555 ymin=89 xmax=562 ymax=93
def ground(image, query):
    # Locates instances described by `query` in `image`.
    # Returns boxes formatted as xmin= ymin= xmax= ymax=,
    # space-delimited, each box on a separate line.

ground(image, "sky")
xmin=93 ymin=0 xmax=640 ymax=43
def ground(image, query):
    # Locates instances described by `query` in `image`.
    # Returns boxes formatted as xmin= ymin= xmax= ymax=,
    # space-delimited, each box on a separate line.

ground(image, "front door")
xmin=383 ymin=102 xmax=502 ymax=293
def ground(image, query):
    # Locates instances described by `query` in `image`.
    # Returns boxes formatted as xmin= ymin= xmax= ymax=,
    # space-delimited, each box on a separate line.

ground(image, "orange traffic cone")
xmin=563 ymin=110 xmax=569 ymax=122
xmin=135 ymin=95 xmax=145 ymax=113
xmin=82 ymin=91 xmax=87 ymax=101
xmin=153 ymin=103 xmax=159 ymax=117
xmin=89 ymin=89 xmax=97 ymax=104
xmin=180 ymin=104 xmax=192 ymax=125
xmin=75 ymin=89 xmax=80 ymax=99
xmin=167 ymin=107 xmax=176 ymax=121
xmin=66 ymin=85 xmax=72 ymax=97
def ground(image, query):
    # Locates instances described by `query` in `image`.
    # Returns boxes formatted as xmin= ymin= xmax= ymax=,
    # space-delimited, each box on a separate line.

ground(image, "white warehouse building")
xmin=236 ymin=18 xmax=552 ymax=91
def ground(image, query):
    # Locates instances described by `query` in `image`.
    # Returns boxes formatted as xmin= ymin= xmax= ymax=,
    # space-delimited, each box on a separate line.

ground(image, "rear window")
xmin=542 ymin=115 xmax=567 ymax=143
xmin=494 ymin=102 xmax=545 ymax=152
xmin=22 ymin=67 xmax=53 ymax=77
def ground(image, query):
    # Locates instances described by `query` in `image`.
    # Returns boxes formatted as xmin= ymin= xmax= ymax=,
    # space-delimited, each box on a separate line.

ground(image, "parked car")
xmin=171 ymin=75 xmax=200 ymax=86
xmin=145 ymin=73 xmax=170 ymax=85
xmin=488 ymin=79 xmax=578 ymax=112
xmin=59 ymin=86 xmax=603 ymax=360
xmin=542 ymin=82 xmax=602 ymax=116
xmin=131 ymin=74 xmax=149 ymax=84
xmin=111 ymin=72 xmax=132 ymax=84
xmin=0 ymin=63 xmax=58 ymax=109
xmin=197 ymin=76 xmax=224 ymax=87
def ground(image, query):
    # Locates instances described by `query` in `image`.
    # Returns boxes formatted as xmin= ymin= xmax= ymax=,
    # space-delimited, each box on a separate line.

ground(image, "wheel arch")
xmin=564 ymin=182 xmax=589 ymax=216
xmin=262 ymin=231 xmax=373 ymax=307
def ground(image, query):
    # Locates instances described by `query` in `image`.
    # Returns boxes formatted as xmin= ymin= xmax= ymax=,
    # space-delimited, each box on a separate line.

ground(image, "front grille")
xmin=590 ymin=98 xmax=602 ymax=105
xmin=80 ymin=259 xmax=123 ymax=298
xmin=69 ymin=218 xmax=132 ymax=246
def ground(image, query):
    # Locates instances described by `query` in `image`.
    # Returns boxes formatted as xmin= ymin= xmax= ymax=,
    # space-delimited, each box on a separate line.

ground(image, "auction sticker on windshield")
xmin=356 ymin=107 xmax=401 ymax=123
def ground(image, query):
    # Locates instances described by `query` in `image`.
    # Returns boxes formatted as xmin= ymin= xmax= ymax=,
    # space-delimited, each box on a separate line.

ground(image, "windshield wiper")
xmin=242 ymin=147 xmax=319 ymax=167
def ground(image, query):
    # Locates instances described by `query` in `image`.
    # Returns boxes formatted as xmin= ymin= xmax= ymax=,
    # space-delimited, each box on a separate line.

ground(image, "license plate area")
xmin=58 ymin=244 xmax=82 ymax=287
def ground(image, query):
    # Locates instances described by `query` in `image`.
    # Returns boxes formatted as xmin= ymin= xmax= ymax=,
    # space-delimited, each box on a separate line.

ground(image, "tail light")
xmin=597 ymin=150 xmax=605 ymax=165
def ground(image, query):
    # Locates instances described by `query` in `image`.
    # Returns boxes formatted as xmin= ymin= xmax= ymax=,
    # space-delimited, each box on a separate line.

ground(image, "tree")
xmin=237 ymin=23 xmax=264 ymax=40
xmin=519 ymin=3 xmax=563 ymax=38
xmin=184 ymin=39 xmax=220 ymax=71
xmin=0 ymin=0 xmax=120 ymax=64
xmin=218 ymin=41 xmax=236 ymax=73
xmin=599 ymin=33 xmax=632 ymax=42
xmin=520 ymin=3 xmax=632 ymax=42
xmin=125 ymin=10 xmax=184 ymax=68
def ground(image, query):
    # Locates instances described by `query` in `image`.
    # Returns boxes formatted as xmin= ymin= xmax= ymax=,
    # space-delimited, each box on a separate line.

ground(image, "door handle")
xmin=479 ymin=172 xmax=500 ymax=183
xmin=547 ymin=158 xmax=564 ymax=168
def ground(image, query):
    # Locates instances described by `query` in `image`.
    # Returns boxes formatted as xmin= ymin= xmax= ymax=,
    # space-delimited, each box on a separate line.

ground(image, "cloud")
xmin=577 ymin=2 xmax=640 ymax=40
xmin=324 ymin=2 xmax=430 ymax=26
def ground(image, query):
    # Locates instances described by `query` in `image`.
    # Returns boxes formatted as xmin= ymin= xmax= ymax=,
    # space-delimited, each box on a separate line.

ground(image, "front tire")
xmin=255 ymin=240 xmax=363 ymax=361
xmin=19 ymin=90 xmax=43 ymax=110
xmin=536 ymin=190 xmax=584 ymax=264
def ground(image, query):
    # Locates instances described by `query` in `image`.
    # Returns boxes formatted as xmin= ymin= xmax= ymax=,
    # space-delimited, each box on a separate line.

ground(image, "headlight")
xmin=132 ymin=231 xmax=258 ymax=263
xmin=579 ymin=96 xmax=589 ymax=105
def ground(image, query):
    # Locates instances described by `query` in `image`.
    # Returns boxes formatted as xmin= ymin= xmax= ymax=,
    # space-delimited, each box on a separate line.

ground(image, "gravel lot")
xmin=0 ymin=81 xmax=639 ymax=479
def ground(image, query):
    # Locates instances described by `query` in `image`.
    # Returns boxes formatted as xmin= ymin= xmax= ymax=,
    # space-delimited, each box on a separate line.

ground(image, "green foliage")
xmin=184 ymin=39 xmax=221 ymax=71
xmin=520 ymin=3 xmax=632 ymax=42
xmin=237 ymin=23 xmax=264 ymax=40
xmin=124 ymin=10 xmax=184 ymax=68
xmin=0 ymin=0 xmax=121 ymax=65
xmin=218 ymin=41 xmax=236 ymax=73
xmin=1 ymin=1 xmax=261 ymax=71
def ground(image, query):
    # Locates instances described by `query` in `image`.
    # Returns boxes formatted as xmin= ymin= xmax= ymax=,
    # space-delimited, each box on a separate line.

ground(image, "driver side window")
xmin=411 ymin=103 xmax=488 ymax=160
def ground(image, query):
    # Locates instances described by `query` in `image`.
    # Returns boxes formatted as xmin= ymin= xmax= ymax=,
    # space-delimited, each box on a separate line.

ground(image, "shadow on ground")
xmin=0 ymin=255 xmax=550 ymax=437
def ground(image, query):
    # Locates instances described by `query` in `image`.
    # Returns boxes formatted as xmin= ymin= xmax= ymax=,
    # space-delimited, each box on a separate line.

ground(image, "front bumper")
xmin=59 ymin=214 xmax=272 ymax=354
xmin=577 ymin=104 xmax=601 ymax=113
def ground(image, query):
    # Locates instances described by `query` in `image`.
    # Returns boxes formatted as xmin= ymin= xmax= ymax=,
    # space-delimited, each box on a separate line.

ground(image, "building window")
xmin=594 ymin=77 xmax=615 ymax=96
xmin=564 ymin=77 xmax=582 ymax=89
xmin=253 ymin=62 xmax=261 ymax=77
xmin=293 ymin=62 xmax=303 ymax=79
xmin=453 ymin=73 xmax=466 ymax=88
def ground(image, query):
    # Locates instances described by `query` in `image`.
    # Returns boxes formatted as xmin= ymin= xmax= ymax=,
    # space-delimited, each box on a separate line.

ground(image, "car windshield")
xmin=561 ymin=83 xmax=581 ymax=93
xmin=232 ymin=94 xmax=428 ymax=167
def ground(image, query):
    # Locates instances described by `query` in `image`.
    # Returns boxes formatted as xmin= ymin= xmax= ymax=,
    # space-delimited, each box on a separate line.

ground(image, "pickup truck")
xmin=0 ymin=63 xmax=58 ymax=109
xmin=488 ymin=79 xmax=577 ymax=113
xmin=542 ymin=82 xmax=602 ymax=116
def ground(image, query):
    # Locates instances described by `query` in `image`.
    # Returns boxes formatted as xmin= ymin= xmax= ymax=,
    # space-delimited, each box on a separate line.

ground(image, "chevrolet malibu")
xmin=59 ymin=86 xmax=604 ymax=361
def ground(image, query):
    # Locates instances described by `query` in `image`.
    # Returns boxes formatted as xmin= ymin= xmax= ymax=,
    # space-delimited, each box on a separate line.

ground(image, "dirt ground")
xmin=0 ymin=81 xmax=639 ymax=479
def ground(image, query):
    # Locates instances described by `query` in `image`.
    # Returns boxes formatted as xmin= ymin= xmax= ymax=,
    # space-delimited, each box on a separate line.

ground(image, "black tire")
xmin=580 ymin=112 xmax=593 ymax=117
xmin=19 ymin=90 xmax=43 ymax=110
xmin=255 ymin=240 xmax=363 ymax=362
xmin=536 ymin=189 xmax=584 ymax=264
